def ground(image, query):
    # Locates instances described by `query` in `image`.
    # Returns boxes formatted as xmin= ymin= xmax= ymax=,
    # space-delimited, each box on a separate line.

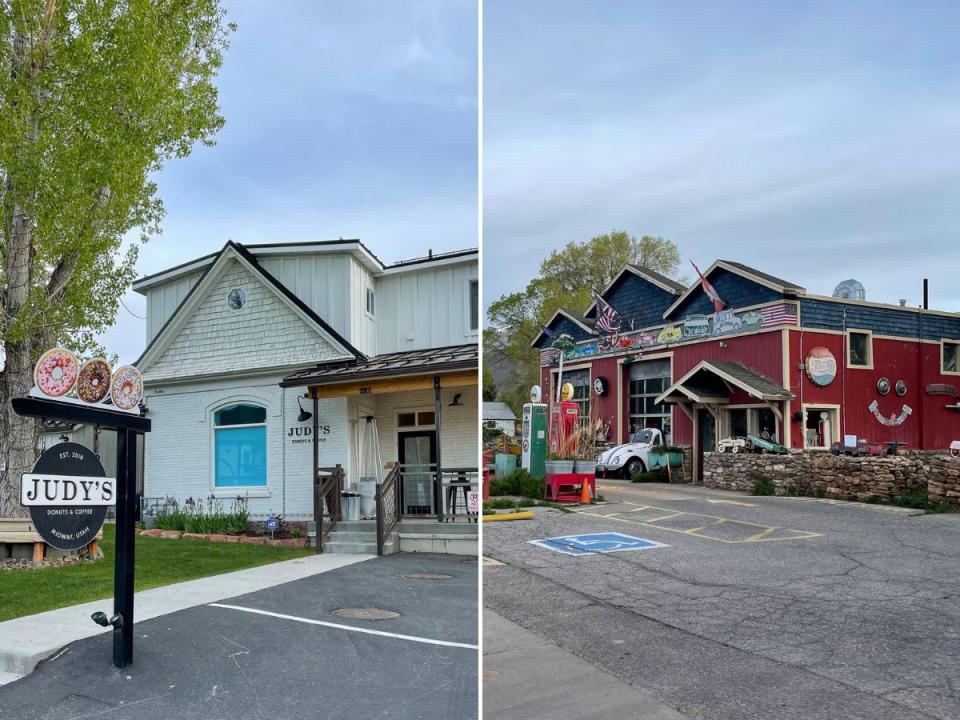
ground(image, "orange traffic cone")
xmin=581 ymin=478 xmax=591 ymax=504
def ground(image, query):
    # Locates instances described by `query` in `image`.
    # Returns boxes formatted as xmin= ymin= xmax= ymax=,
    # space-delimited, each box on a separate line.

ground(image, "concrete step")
xmin=307 ymin=520 xmax=376 ymax=533
xmin=323 ymin=539 xmax=378 ymax=554
xmin=399 ymin=533 xmax=477 ymax=556
xmin=327 ymin=530 xmax=376 ymax=542
xmin=397 ymin=520 xmax=477 ymax=535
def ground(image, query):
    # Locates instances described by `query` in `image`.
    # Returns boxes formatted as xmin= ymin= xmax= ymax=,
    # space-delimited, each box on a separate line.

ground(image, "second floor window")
xmin=366 ymin=288 xmax=375 ymax=317
xmin=469 ymin=279 xmax=479 ymax=332
xmin=847 ymin=330 xmax=872 ymax=368
xmin=944 ymin=341 xmax=959 ymax=374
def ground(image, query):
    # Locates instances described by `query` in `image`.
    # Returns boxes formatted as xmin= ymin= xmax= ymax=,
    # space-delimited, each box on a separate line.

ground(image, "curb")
xmin=483 ymin=511 xmax=535 ymax=522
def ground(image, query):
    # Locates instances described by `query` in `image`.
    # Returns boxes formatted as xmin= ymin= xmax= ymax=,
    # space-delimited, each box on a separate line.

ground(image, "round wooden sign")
xmin=26 ymin=442 xmax=109 ymax=551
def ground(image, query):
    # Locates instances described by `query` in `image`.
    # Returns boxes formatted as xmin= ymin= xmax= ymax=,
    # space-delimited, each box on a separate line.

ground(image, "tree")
xmin=0 ymin=0 xmax=234 ymax=517
xmin=482 ymin=362 xmax=497 ymax=401
xmin=484 ymin=232 xmax=682 ymax=414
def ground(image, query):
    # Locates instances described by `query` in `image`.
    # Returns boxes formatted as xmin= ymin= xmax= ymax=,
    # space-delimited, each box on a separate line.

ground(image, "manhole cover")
xmin=330 ymin=607 xmax=399 ymax=620
xmin=402 ymin=573 xmax=452 ymax=580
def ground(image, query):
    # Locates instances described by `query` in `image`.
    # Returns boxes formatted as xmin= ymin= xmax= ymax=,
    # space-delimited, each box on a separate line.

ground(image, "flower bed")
xmin=135 ymin=528 xmax=307 ymax=548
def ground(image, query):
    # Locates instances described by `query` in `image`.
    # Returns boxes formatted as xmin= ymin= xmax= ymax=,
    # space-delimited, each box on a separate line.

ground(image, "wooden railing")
xmin=375 ymin=465 xmax=402 ymax=556
xmin=313 ymin=465 xmax=344 ymax=553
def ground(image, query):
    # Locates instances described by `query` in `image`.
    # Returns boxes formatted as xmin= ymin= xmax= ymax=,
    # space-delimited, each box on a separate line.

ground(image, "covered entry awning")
xmin=280 ymin=344 xmax=478 ymax=397
xmin=655 ymin=360 xmax=794 ymax=421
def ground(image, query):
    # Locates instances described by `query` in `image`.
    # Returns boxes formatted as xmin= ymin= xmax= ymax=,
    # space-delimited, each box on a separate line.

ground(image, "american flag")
xmin=760 ymin=303 xmax=798 ymax=327
xmin=691 ymin=260 xmax=725 ymax=313
xmin=593 ymin=293 xmax=628 ymax=335
xmin=540 ymin=348 xmax=558 ymax=366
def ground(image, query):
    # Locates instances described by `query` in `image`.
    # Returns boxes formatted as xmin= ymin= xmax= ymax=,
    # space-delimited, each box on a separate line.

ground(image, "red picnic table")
xmin=544 ymin=472 xmax=595 ymax=503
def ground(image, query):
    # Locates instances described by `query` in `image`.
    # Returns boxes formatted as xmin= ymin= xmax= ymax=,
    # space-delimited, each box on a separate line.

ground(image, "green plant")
xmin=484 ymin=497 xmax=521 ymax=510
xmin=752 ymin=476 xmax=775 ymax=496
xmin=783 ymin=484 xmax=799 ymax=497
xmin=631 ymin=470 xmax=662 ymax=483
xmin=290 ymin=527 xmax=302 ymax=539
xmin=814 ymin=486 xmax=827 ymax=499
xmin=489 ymin=469 xmax=543 ymax=499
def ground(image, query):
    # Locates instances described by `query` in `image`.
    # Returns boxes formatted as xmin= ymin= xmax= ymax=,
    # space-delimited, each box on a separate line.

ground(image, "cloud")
xmin=483 ymin=0 xmax=960 ymax=313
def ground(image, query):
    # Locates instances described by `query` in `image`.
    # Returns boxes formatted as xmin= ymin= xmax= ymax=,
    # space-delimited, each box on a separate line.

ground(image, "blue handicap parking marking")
xmin=528 ymin=532 xmax=669 ymax=557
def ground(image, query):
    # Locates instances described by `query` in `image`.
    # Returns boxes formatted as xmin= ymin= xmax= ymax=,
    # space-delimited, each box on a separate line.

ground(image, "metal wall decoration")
xmin=593 ymin=377 xmax=608 ymax=396
xmin=805 ymin=347 xmax=837 ymax=387
xmin=926 ymin=383 xmax=956 ymax=396
xmin=895 ymin=380 xmax=908 ymax=396
xmin=877 ymin=377 xmax=891 ymax=395
xmin=868 ymin=400 xmax=912 ymax=426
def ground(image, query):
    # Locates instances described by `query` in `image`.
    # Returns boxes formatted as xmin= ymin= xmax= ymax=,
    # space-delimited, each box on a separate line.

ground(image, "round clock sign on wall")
xmin=805 ymin=347 xmax=837 ymax=387
xmin=593 ymin=377 xmax=608 ymax=396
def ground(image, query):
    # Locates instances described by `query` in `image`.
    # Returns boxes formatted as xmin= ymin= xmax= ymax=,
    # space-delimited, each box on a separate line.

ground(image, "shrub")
xmin=752 ymin=476 xmax=775 ymax=496
xmin=631 ymin=471 xmax=662 ymax=483
xmin=484 ymin=497 xmax=520 ymax=510
xmin=813 ymin=486 xmax=827 ymax=499
xmin=489 ymin=469 xmax=543 ymax=499
xmin=290 ymin=527 xmax=302 ymax=539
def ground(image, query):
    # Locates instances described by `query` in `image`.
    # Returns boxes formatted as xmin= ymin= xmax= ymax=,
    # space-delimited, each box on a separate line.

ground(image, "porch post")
xmin=434 ymin=375 xmax=443 ymax=522
xmin=312 ymin=392 xmax=320 ymax=554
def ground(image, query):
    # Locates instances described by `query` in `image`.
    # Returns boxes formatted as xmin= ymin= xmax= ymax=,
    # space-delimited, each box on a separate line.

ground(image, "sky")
xmin=100 ymin=0 xmax=477 ymax=364
xmin=483 ymin=0 xmax=960 ymax=316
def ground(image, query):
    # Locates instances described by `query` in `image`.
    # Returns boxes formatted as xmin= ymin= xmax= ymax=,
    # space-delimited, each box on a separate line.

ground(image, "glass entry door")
xmin=398 ymin=431 xmax=437 ymax=516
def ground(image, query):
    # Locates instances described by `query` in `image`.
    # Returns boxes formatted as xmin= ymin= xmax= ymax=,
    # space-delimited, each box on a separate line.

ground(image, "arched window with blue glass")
xmin=214 ymin=403 xmax=267 ymax=487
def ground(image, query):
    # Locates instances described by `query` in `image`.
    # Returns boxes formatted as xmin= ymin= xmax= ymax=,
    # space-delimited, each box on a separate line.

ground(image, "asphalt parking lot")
xmin=483 ymin=481 xmax=960 ymax=720
xmin=1 ymin=553 xmax=478 ymax=720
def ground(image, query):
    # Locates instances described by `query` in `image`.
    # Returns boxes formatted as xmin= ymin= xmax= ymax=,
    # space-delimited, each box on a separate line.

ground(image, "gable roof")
xmin=136 ymin=241 xmax=364 ymax=373
xmin=483 ymin=402 xmax=517 ymax=421
xmin=662 ymin=259 xmax=806 ymax=320
xmin=584 ymin=265 xmax=685 ymax=318
xmin=656 ymin=360 xmax=794 ymax=406
xmin=530 ymin=309 xmax=597 ymax=348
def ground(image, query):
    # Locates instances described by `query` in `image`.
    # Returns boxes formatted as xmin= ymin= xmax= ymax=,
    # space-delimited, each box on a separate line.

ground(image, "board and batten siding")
xmin=376 ymin=260 xmax=478 ymax=354
xmin=146 ymin=270 xmax=203 ymax=342
xmin=143 ymin=258 xmax=347 ymax=382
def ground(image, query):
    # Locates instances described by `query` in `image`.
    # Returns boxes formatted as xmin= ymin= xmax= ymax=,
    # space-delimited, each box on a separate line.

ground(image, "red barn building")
xmin=533 ymin=261 xmax=960 ymax=479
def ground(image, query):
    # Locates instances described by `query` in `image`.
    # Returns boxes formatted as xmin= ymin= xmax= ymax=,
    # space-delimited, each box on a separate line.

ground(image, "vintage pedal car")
xmin=716 ymin=436 xmax=748 ymax=453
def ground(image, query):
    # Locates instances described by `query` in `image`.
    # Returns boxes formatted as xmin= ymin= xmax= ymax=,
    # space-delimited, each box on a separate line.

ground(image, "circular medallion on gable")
xmin=227 ymin=288 xmax=246 ymax=311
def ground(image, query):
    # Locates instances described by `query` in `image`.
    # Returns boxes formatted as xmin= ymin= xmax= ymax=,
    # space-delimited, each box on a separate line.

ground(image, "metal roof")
xmin=656 ymin=360 xmax=794 ymax=406
xmin=483 ymin=402 xmax=517 ymax=421
xmin=281 ymin=343 xmax=478 ymax=387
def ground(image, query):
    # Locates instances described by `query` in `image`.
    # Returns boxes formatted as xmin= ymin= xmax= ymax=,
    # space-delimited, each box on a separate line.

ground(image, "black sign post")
xmin=13 ymin=396 xmax=151 ymax=669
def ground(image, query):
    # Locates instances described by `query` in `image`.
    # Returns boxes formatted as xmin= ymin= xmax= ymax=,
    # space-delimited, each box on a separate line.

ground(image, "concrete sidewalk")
xmin=0 ymin=552 xmax=372 ymax=684
xmin=483 ymin=609 xmax=689 ymax=720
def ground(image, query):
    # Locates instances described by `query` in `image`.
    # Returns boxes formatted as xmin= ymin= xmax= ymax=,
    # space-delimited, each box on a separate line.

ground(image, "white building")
xmin=482 ymin=402 xmax=517 ymax=437
xmin=133 ymin=240 xmax=478 ymax=548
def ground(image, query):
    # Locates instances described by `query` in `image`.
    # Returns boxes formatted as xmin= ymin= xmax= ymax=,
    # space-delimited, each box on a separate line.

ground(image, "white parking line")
xmin=208 ymin=603 xmax=479 ymax=650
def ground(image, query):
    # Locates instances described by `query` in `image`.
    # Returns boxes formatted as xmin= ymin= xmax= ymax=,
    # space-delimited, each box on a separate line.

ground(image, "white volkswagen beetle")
xmin=596 ymin=428 xmax=665 ymax=478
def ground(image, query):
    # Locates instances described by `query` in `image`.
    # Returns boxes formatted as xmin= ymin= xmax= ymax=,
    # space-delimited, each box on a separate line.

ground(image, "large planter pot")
xmin=546 ymin=459 xmax=574 ymax=474
xmin=667 ymin=451 xmax=684 ymax=468
xmin=573 ymin=459 xmax=596 ymax=474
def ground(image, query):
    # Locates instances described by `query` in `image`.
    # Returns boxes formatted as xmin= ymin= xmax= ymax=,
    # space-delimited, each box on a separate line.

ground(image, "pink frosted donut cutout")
xmin=34 ymin=348 xmax=79 ymax=398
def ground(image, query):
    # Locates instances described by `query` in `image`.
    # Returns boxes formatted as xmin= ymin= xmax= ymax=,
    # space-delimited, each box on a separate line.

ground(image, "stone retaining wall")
xmin=703 ymin=450 xmax=960 ymax=505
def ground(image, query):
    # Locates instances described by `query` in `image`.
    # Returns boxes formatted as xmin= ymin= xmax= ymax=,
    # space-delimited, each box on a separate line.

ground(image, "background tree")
xmin=484 ymin=231 xmax=682 ymax=414
xmin=0 ymin=0 xmax=234 ymax=517
xmin=482 ymin=362 xmax=497 ymax=401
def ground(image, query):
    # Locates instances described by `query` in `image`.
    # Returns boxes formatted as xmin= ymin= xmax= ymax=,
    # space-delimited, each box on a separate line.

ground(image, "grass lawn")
xmin=0 ymin=524 xmax=313 ymax=622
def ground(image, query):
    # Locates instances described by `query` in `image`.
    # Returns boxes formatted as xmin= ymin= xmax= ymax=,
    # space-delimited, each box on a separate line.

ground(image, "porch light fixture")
xmin=448 ymin=393 xmax=463 ymax=407
xmin=297 ymin=394 xmax=313 ymax=423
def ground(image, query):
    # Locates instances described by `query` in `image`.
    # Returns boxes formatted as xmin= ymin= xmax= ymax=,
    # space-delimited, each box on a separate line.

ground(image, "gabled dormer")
xmin=584 ymin=265 xmax=684 ymax=328
xmin=664 ymin=260 xmax=805 ymax=320
xmin=531 ymin=309 xmax=596 ymax=349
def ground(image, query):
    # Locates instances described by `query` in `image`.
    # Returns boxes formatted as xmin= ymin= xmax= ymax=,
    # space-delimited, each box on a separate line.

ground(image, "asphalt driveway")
xmin=483 ymin=481 xmax=960 ymax=720
xmin=1 ymin=553 xmax=478 ymax=720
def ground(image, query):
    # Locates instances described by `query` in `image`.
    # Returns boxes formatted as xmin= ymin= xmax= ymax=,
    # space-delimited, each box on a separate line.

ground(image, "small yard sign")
xmin=529 ymin=532 xmax=668 ymax=557
xmin=21 ymin=442 xmax=112 ymax=550
xmin=468 ymin=491 xmax=480 ymax=514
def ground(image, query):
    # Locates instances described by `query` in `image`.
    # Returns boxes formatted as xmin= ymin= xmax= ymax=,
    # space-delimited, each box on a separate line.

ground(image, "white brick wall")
xmin=143 ymin=375 xmax=348 ymax=520
xmin=144 ymin=259 xmax=347 ymax=383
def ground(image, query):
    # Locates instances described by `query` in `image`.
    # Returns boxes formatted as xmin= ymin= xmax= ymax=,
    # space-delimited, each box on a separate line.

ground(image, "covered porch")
xmin=281 ymin=344 xmax=479 ymax=554
xmin=656 ymin=360 xmax=795 ymax=481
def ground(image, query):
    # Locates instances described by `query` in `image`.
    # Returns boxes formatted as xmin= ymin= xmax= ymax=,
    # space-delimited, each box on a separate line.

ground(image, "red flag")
xmin=691 ymin=260 xmax=725 ymax=313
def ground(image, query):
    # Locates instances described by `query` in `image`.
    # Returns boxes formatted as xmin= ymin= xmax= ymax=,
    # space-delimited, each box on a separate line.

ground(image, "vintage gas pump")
xmin=549 ymin=382 xmax=580 ymax=457
xmin=521 ymin=385 xmax=548 ymax=479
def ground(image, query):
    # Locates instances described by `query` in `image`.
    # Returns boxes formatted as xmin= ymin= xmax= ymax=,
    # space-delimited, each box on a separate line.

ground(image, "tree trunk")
xmin=0 ymin=199 xmax=36 ymax=519
xmin=0 ymin=24 xmax=37 ymax=519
